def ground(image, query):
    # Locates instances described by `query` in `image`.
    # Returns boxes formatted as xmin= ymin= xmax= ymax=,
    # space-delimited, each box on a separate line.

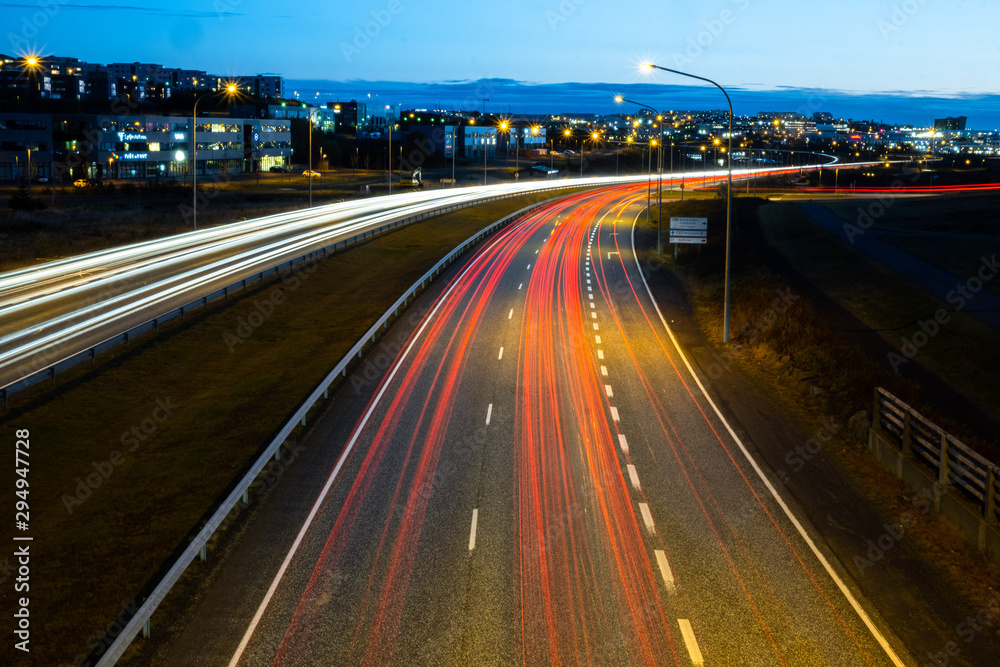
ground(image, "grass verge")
xmin=0 ymin=187 xmax=581 ymax=666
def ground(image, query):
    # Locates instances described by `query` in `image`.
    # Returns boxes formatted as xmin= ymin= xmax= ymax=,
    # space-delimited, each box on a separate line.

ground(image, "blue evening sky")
xmin=3 ymin=0 xmax=998 ymax=126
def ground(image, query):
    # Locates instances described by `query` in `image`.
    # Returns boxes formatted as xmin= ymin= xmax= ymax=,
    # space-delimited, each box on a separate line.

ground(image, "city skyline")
xmin=286 ymin=78 xmax=1000 ymax=129
xmin=3 ymin=1 xmax=997 ymax=112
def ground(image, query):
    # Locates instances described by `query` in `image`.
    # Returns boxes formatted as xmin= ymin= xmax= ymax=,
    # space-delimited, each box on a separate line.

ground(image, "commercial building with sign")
xmin=0 ymin=113 xmax=291 ymax=182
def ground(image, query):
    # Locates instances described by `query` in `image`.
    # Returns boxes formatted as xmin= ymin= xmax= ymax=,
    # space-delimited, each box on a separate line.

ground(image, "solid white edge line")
xmin=469 ymin=509 xmax=479 ymax=551
xmin=677 ymin=619 xmax=705 ymax=665
xmin=654 ymin=549 xmax=675 ymax=592
xmin=629 ymin=215 xmax=907 ymax=667
xmin=227 ymin=216 xmax=534 ymax=666
xmin=486 ymin=403 xmax=493 ymax=426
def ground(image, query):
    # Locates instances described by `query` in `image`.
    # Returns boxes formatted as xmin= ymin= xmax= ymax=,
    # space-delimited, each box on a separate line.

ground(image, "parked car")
xmin=73 ymin=179 xmax=88 ymax=188
xmin=32 ymin=176 xmax=50 ymax=183
xmin=302 ymin=170 xmax=322 ymax=178
xmin=269 ymin=166 xmax=288 ymax=173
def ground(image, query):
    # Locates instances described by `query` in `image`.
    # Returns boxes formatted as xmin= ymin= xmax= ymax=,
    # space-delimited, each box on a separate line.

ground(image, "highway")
xmin=131 ymin=184 xmax=912 ymax=666
xmin=0 ymin=176 xmax=685 ymax=393
xmin=0 ymin=161 xmax=831 ymax=394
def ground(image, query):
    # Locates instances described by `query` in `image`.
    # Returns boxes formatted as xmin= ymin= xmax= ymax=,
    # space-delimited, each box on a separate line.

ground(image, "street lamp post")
xmin=498 ymin=120 xmax=511 ymax=177
xmin=387 ymin=112 xmax=392 ymax=196
xmin=192 ymin=83 xmax=237 ymax=231
xmin=616 ymin=96 xmax=663 ymax=253
xmin=642 ymin=63 xmax=734 ymax=343
xmin=307 ymin=107 xmax=320 ymax=207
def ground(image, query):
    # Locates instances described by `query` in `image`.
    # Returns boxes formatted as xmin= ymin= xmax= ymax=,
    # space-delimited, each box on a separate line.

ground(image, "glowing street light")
xmin=192 ymin=82 xmax=238 ymax=230
xmin=641 ymin=62 xmax=735 ymax=343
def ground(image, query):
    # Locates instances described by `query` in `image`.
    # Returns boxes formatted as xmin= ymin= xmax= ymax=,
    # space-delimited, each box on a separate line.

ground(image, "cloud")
xmin=0 ymin=3 xmax=245 ymax=18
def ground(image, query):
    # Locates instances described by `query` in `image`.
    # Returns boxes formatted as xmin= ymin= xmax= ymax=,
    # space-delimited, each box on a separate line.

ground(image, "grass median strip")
xmin=0 ymin=187 xmax=581 ymax=666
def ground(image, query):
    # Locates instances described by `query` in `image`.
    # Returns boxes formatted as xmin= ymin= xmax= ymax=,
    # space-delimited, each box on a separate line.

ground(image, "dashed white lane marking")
xmin=591 ymin=312 xmax=597 ymax=319
xmin=638 ymin=503 xmax=656 ymax=534
xmin=610 ymin=406 xmax=620 ymax=422
xmin=590 ymin=302 xmax=596 ymax=309
xmin=469 ymin=509 xmax=479 ymax=551
xmin=600 ymin=366 xmax=608 ymax=377
xmin=518 ymin=283 xmax=523 ymax=290
xmin=618 ymin=434 xmax=629 ymax=453
xmin=486 ymin=403 xmax=493 ymax=426
xmin=654 ymin=550 xmax=676 ymax=592
xmin=527 ymin=264 xmax=531 ymax=270
xmin=592 ymin=323 xmax=599 ymax=331
xmin=677 ymin=619 xmax=704 ymax=665
xmin=597 ymin=350 xmax=604 ymax=359
xmin=508 ymin=309 xmax=514 ymax=320
xmin=535 ymin=249 xmax=539 ymax=254
xmin=626 ymin=464 xmax=641 ymax=489
xmin=586 ymin=279 xmax=591 ymax=285
xmin=605 ymin=384 xmax=614 ymax=398
xmin=498 ymin=347 xmax=504 ymax=360
xmin=595 ymin=335 xmax=602 ymax=344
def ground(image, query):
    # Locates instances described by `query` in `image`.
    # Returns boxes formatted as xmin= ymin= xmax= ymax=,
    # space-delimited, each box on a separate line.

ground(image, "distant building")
xmin=0 ymin=55 xmax=283 ymax=106
xmin=240 ymin=75 xmax=284 ymax=99
xmin=463 ymin=125 xmax=497 ymax=158
xmin=934 ymin=116 xmax=967 ymax=131
xmin=0 ymin=112 xmax=290 ymax=182
xmin=328 ymin=100 xmax=367 ymax=134
xmin=508 ymin=126 xmax=547 ymax=154
xmin=0 ymin=114 xmax=52 ymax=181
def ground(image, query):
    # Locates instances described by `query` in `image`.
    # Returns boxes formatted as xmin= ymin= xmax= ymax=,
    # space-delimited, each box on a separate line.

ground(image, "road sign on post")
xmin=669 ymin=217 xmax=707 ymax=244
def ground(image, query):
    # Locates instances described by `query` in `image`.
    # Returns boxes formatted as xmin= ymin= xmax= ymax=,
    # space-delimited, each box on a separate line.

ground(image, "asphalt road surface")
xmin=128 ymin=185 xmax=917 ymax=666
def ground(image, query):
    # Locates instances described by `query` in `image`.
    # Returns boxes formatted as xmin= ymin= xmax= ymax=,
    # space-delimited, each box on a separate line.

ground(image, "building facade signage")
xmin=117 ymin=131 xmax=148 ymax=141
xmin=120 ymin=152 xmax=149 ymax=160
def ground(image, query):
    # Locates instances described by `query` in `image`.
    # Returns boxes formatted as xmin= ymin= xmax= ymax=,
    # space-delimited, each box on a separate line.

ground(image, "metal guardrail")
xmin=873 ymin=387 xmax=999 ymax=524
xmin=1 ymin=181 xmax=595 ymax=409
xmin=93 ymin=194 xmax=559 ymax=666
